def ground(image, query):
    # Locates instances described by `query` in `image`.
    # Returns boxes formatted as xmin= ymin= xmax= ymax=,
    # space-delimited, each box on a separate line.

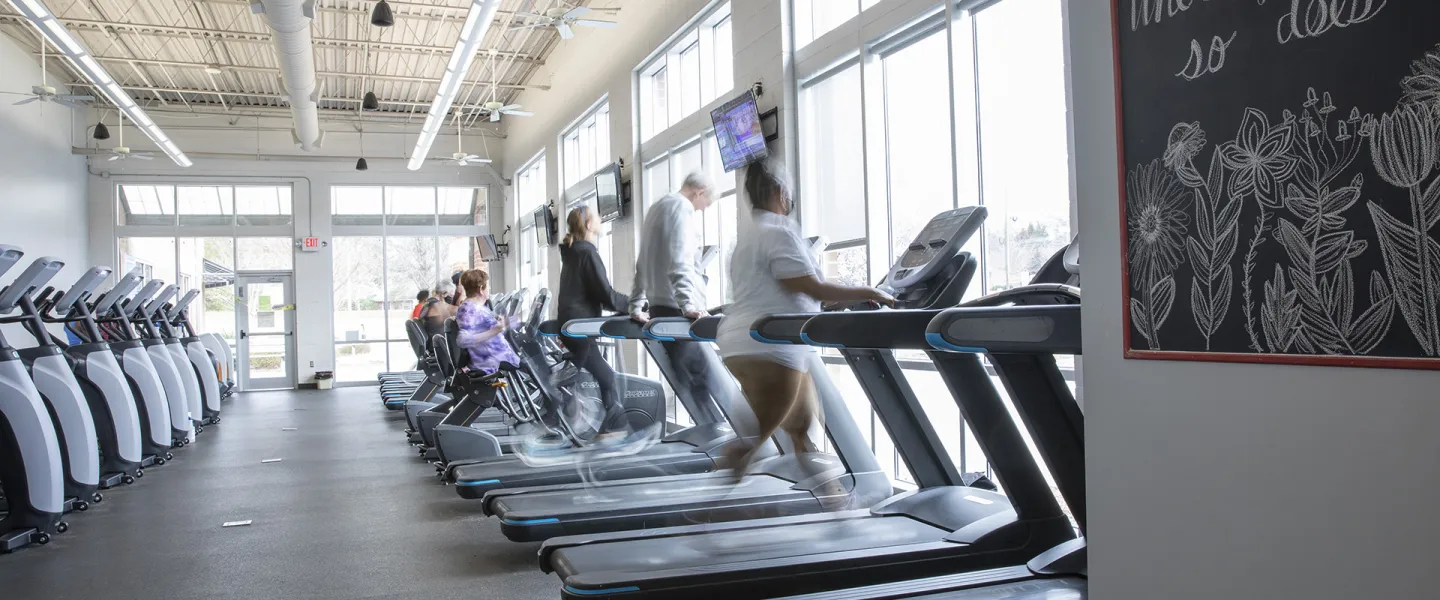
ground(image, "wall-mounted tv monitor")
xmin=534 ymin=206 xmax=556 ymax=246
xmin=595 ymin=164 xmax=623 ymax=222
xmin=710 ymin=89 xmax=768 ymax=172
xmin=476 ymin=234 xmax=500 ymax=262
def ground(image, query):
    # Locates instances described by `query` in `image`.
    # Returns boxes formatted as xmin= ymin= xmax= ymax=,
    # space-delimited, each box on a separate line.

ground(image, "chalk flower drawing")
xmin=1215 ymin=107 xmax=1298 ymax=351
xmin=1128 ymin=159 xmax=1190 ymax=349
xmin=1165 ymin=121 xmax=1241 ymax=350
xmin=1165 ymin=121 xmax=1208 ymax=186
xmin=1219 ymin=108 xmax=1299 ymax=202
xmin=1365 ymin=99 xmax=1440 ymax=355
xmin=1266 ymin=90 xmax=1393 ymax=355
xmin=1401 ymin=44 xmax=1440 ymax=109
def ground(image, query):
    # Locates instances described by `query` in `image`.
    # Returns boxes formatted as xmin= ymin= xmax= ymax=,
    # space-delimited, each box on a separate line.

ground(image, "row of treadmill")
xmin=0 ymin=244 xmax=235 ymax=553
xmin=380 ymin=207 xmax=1087 ymax=600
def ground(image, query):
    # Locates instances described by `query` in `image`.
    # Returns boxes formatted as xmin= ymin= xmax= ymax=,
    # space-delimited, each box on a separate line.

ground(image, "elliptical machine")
xmin=0 ymin=256 xmax=102 ymax=512
xmin=87 ymin=270 xmax=174 ymax=465
xmin=121 ymin=281 xmax=196 ymax=446
xmin=0 ymin=245 xmax=68 ymax=552
xmin=37 ymin=265 xmax=147 ymax=485
xmin=161 ymin=289 xmax=222 ymax=425
xmin=144 ymin=285 xmax=205 ymax=439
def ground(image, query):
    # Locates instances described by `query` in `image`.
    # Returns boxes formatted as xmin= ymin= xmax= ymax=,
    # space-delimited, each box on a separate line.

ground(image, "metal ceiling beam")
xmin=204 ymin=0 xmax=617 ymax=18
xmin=68 ymin=80 xmax=507 ymax=110
xmin=54 ymin=54 xmax=549 ymax=90
xmin=0 ymin=15 xmax=544 ymax=63
xmin=119 ymin=104 xmax=508 ymax=135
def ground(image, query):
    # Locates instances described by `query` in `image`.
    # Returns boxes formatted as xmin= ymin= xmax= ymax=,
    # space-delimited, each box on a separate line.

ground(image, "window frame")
xmin=635 ymin=1 xmax=734 ymax=143
xmin=329 ymin=184 xmax=490 ymax=378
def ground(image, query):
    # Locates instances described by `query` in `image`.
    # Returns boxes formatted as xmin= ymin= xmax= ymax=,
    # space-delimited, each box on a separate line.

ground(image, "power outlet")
xmin=309 ymin=361 xmax=314 ymax=367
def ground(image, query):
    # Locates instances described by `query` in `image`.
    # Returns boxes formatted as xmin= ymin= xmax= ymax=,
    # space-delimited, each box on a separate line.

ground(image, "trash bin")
xmin=315 ymin=370 xmax=334 ymax=390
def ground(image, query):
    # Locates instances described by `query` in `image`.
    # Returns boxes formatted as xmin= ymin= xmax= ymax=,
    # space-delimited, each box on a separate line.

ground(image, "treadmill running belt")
xmin=494 ymin=474 xmax=801 ymax=519
xmin=777 ymin=565 xmax=1085 ymax=599
xmin=552 ymin=516 xmax=946 ymax=579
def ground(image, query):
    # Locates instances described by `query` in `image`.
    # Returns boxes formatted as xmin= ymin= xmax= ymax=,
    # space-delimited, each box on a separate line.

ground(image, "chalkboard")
xmin=1115 ymin=0 xmax=1440 ymax=369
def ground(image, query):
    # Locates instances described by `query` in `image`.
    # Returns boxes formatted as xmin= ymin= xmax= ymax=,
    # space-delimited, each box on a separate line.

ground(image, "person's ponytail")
xmin=562 ymin=205 xmax=590 ymax=246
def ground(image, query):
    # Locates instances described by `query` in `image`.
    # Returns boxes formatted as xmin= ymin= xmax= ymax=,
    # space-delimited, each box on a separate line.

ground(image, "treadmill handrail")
xmin=800 ymin=309 xmax=948 ymax=350
xmin=599 ymin=315 xmax=649 ymax=339
xmin=925 ymin=305 xmax=1082 ymax=356
xmin=640 ymin=317 xmax=696 ymax=342
xmin=559 ymin=317 xmax=611 ymax=338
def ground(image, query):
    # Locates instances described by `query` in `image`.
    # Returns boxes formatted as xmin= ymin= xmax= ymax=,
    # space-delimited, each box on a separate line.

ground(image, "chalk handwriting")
xmin=1132 ymin=0 xmax=1212 ymax=31
xmin=1277 ymin=0 xmax=1388 ymax=44
xmin=1178 ymin=32 xmax=1238 ymax=81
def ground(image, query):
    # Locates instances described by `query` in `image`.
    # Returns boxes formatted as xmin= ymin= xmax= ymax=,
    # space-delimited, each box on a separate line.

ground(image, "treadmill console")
xmin=887 ymin=206 xmax=985 ymax=290
xmin=53 ymin=266 xmax=112 ymax=315
xmin=0 ymin=256 xmax=65 ymax=314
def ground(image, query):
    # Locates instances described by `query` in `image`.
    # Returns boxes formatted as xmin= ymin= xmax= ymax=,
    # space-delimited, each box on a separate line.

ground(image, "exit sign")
xmin=301 ymin=237 xmax=322 ymax=252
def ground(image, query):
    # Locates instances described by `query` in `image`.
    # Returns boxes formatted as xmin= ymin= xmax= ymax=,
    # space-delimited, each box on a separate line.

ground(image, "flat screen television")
xmin=476 ymin=234 xmax=500 ymax=262
xmin=534 ymin=206 xmax=555 ymax=246
xmin=710 ymin=89 xmax=768 ymax=172
xmin=595 ymin=164 xmax=622 ymax=222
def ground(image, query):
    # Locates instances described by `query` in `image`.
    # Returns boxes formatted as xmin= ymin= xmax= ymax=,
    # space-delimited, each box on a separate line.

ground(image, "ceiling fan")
xmin=104 ymin=112 xmax=155 ymax=161
xmin=436 ymin=112 xmax=491 ymax=166
xmin=510 ymin=4 xmax=618 ymax=40
xmin=479 ymin=54 xmax=532 ymax=123
xmin=3 ymin=40 xmax=94 ymax=109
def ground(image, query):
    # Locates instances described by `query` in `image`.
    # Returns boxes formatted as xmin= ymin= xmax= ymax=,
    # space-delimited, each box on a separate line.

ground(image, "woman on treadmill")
xmin=716 ymin=158 xmax=894 ymax=486
xmin=556 ymin=205 xmax=649 ymax=447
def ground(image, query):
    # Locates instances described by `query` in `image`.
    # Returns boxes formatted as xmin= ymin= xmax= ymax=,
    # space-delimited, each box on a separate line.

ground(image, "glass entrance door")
xmin=237 ymin=274 xmax=296 ymax=390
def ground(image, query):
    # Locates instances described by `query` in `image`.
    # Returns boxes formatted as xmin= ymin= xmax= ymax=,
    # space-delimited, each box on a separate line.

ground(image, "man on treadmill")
xmin=629 ymin=171 xmax=715 ymax=414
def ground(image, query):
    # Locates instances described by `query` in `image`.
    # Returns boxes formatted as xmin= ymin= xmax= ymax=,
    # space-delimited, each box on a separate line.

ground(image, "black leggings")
xmin=560 ymin=336 xmax=628 ymax=434
xmin=649 ymin=305 xmax=712 ymax=413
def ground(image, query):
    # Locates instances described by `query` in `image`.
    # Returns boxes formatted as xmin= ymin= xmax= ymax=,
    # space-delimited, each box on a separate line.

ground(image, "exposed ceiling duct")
xmin=250 ymin=0 xmax=322 ymax=151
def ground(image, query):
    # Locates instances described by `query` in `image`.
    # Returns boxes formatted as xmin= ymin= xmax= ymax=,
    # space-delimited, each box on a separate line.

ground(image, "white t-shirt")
xmin=715 ymin=210 xmax=822 ymax=371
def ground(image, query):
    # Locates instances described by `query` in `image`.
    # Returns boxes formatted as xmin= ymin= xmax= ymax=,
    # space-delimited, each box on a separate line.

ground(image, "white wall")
xmin=87 ymin=157 xmax=506 ymax=385
xmin=1068 ymin=1 xmax=1440 ymax=598
xmin=0 ymin=33 xmax=90 ymax=346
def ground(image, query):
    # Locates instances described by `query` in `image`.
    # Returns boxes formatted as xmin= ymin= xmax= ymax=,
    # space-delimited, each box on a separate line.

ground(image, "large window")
xmin=638 ymin=2 xmax=734 ymax=141
xmin=563 ymin=103 xmax=611 ymax=189
xmin=795 ymin=0 xmax=1074 ymax=487
xmin=119 ymin=184 xmax=292 ymax=227
xmin=515 ymin=154 xmax=549 ymax=295
xmin=330 ymin=186 xmax=488 ymax=381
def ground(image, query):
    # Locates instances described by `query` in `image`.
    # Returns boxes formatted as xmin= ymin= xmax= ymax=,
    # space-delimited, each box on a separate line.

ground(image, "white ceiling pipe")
xmin=250 ymin=0 xmax=323 ymax=151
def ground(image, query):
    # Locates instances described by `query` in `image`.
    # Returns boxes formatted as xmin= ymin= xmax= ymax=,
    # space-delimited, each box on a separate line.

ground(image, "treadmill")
xmin=536 ymin=207 xmax=1075 ymax=599
xmin=448 ymin=241 xmax=821 ymax=497
xmin=447 ymin=313 xmax=752 ymax=498
xmin=777 ymin=247 xmax=1087 ymax=599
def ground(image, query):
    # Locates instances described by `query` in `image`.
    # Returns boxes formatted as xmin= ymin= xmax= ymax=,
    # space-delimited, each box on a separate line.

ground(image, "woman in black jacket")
xmin=557 ymin=205 xmax=634 ymax=443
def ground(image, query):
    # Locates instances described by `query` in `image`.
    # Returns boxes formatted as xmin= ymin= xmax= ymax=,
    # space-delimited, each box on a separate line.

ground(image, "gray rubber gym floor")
xmin=0 ymin=387 xmax=555 ymax=599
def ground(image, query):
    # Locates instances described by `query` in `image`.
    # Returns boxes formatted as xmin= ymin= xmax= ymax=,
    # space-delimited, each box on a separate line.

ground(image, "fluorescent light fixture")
xmin=39 ymin=19 xmax=81 ymax=54
xmin=4 ymin=0 xmax=191 ymax=167
xmin=407 ymin=0 xmax=501 ymax=171
xmin=16 ymin=0 xmax=50 ymax=18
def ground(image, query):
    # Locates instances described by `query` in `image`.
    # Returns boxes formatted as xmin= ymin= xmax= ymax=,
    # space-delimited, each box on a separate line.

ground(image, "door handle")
xmin=240 ymin=330 xmax=247 ymax=339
